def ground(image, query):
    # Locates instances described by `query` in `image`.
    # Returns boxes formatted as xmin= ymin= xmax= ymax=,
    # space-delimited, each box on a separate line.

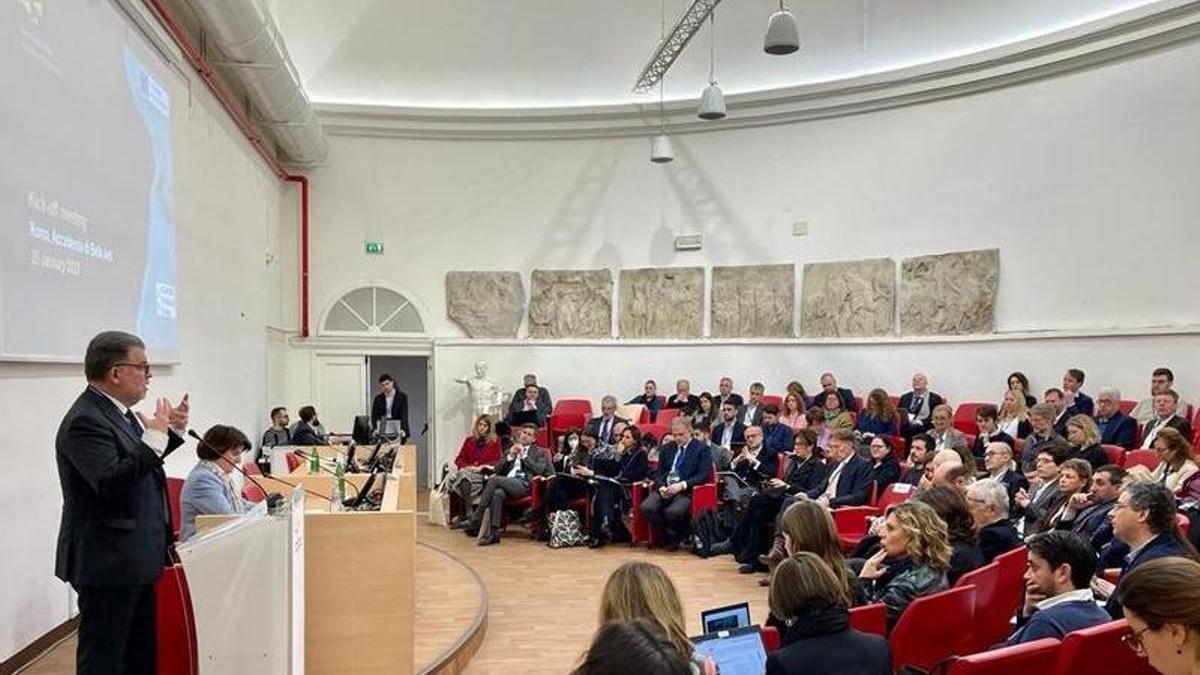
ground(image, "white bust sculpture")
xmin=455 ymin=360 xmax=502 ymax=421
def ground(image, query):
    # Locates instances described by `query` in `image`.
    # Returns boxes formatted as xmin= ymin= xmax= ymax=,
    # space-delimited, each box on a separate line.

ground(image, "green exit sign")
xmin=364 ymin=240 xmax=384 ymax=255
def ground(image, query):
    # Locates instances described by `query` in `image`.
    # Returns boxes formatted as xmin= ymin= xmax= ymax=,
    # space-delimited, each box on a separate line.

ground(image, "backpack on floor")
xmin=547 ymin=509 xmax=584 ymax=549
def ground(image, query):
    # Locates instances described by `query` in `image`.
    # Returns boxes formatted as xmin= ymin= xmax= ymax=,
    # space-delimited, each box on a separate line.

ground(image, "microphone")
xmin=187 ymin=429 xmax=331 ymax=504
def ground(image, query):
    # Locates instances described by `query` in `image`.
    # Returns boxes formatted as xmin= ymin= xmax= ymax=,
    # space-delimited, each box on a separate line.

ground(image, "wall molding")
xmin=315 ymin=0 xmax=1200 ymax=140
xmin=431 ymin=325 xmax=1200 ymax=349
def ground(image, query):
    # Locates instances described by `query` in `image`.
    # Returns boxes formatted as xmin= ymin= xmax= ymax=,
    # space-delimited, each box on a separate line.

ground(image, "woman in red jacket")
xmin=449 ymin=415 xmax=503 ymax=527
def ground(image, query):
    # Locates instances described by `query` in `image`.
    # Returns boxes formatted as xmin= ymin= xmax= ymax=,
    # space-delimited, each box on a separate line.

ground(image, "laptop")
xmin=700 ymin=602 xmax=751 ymax=634
xmin=690 ymin=625 xmax=768 ymax=675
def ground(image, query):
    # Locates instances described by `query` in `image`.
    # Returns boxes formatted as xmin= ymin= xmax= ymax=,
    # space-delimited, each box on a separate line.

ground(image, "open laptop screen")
xmin=700 ymin=602 xmax=751 ymax=634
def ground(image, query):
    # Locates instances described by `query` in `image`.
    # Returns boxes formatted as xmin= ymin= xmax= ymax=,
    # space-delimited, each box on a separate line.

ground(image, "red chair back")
xmin=551 ymin=398 xmax=593 ymax=418
xmin=1101 ymin=444 xmax=1126 ymax=467
xmin=885 ymin=433 xmax=907 ymax=460
xmin=242 ymin=461 xmax=262 ymax=475
xmin=833 ymin=506 xmax=881 ymax=552
xmin=876 ymin=483 xmax=916 ymax=511
xmin=242 ymin=482 xmax=266 ymax=503
xmin=155 ymin=565 xmax=199 ymax=675
xmin=953 ymin=402 xmax=987 ymax=436
xmin=992 ymin=546 xmax=1029 ymax=640
xmin=890 ymin=585 xmax=977 ymax=672
xmin=761 ymin=394 xmax=784 ymax=408
xmin=166 ymin=477 xmax=184 ymax=541
xmin=656 ymin=408 xmax=681 ymax=424
xmin=1124 ymin=449 xmax=1159 ymax=471
xmin=848 ymin=603 xmax=887 ymax=637
xmin=944 ymin=638 xmax=1059 ymax=675
xmin=1051 ymin=619 xmax=1157 ymax=675
xmin=1179 ymin=512 xmax=1191 ymax=540
xmin=954 ymin=561 xmax=1003 ymax=651
xmin=1118 ymin=400 xmax=1137 ymax=415
xmin=759 ymin=626 xmax=780 ymax=653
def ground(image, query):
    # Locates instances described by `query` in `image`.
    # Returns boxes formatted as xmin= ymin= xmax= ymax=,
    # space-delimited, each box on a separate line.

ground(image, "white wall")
xmin=302 ymin=38 xmax=1200 ymax=473
xmin=0 ymin=17 xmax=293 ymax=664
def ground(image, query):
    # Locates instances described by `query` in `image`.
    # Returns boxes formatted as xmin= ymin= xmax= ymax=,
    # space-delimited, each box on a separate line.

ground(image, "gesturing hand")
xmin=859 ymin=549 xmax=889 ymax=580
xmin=169 ymin=393 xmax=190 ymax=433
xmin=138 ymin=398 xmax=174 ymax=434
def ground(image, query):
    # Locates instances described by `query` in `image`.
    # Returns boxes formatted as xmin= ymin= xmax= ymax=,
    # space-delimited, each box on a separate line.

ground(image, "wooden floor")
xmin=418 ymin=521 xmax=769 ymax=674
xmin=18 ymin=523 xmax=768 ymax=674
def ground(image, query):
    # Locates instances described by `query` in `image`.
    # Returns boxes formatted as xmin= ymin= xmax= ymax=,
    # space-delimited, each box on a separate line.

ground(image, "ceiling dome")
xmin=272 ymin=0 xmax=1160 ymax=110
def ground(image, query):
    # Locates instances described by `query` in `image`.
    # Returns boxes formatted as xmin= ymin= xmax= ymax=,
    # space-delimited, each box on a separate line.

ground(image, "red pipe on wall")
xmin=142 ymin=0 xmax=311 ymax=337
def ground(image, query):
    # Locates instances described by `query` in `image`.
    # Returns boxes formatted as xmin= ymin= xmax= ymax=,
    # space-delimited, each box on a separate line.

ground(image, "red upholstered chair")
xmin=992 ymin=547 xmax=1029 ymax=643
xmin=953 ymin=402 xmax=987 ymax=436
xmin=284 ymin=451 xmax=301 ymax=472
xmin=875 ymin=483 xmax=916 ymax=511
xmin=889 ymin=585 xmax=977 ymax=673
xmin=242 ymin=461 xmax=261 ymax=475
xmin=886 ymin=434 xmax=908 ymax=461
xmin=547 ymin=398 xmax=592 ymax=444
xmin=630 ymin=468 xmax=718 ymax=547
xmin=888 ymin=395 xmax=900 ymax=407
xmin=853 ymin=396 xmax=864 ymax=410
xmin=155 ymin=565 xmax=199 ymax=675
xmin=954 ymin=561 xmax=1004 ymax=651
xmin=832 ymin=506 xmax=881 ymax=552
xmin=640 ymin=423 xmax=671 ymax=445
xmin=1118 ymin=399 xmax=1137 ymax=415
xmin=1101 ymin=444 xmax=1126 ymax=467
xmin=242 ymin=483 xmax=266 ymax=503
xmin=759 ymin=626 xmax=781 ymax=653
xmin=500 ymin=475 xmax=551 ymax=537
xmin=761 ymin=394 xmax=784 ymax=408
xmin=655 ymin=408 xmax=681 ymax=424
xmin=1051 ymin=619 xmax=1158 ymax=675
xmin=1178 ymin=512 xmax=1191 ymax=540
xmin=166 ymin=477 xmax=184 ymax=541
xmin=1124 ymin=449 xmax=1159 ymax=472
xmin=942 ymin=637 xmax=1060 ymax=675
xmin=848 ymin=603 xmax=887 ymax=637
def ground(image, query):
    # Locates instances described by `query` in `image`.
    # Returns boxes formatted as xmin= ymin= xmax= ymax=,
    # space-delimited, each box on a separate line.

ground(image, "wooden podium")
xmin=198 ymin=443 xmax=416 ymax=673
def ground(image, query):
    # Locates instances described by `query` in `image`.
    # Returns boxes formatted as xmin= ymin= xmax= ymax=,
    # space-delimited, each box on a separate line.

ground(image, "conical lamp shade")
xmin=650 ymin=133 xmax=674 ymax=163
xmin=698 ymin=83 xmax=726 ymax=120
xmin=764 ymin=9 xmax=800 ymax=55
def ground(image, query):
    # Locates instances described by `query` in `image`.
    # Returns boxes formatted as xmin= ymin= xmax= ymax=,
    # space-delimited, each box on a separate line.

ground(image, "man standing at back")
xmin=55 ymin=331 xmax=189 ymax=674
xmin=371 ymin=373 xmax=410 ymax=440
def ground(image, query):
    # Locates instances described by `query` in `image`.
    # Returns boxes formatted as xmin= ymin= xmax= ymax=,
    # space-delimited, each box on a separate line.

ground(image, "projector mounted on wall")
xmin=674 ymin=233 xmax=704 ymax=251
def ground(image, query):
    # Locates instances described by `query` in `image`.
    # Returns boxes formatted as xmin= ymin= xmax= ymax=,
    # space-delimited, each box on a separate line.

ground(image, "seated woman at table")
xmin=448 ymin=415 xmax=503 ymax=527
xmin=180 ymin=424 xmax=253 ymax=540
xmin=586 ymin=425 xmax=649 ymax=548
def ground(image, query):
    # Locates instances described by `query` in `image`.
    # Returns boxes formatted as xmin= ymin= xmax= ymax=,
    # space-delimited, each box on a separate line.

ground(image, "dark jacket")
xmin=806 ymin=454 xmax=873 ymax=507
xmin=898 ymin=390 xmax=946 ymax=431
xmin=627 ymin=393 xmax=662 ymax=421
xmin=506 ymin=386 xmax=552 ymax=425
xmin=762 ymin=422 xmax=793 ymax=453
xmin=1096 ymin=411 xmax=1137 ymax=450
xmin=814 ymin=387 xmax=858 ymax=412
xmin=1142 ymin=415 xmax=1193 ymax=447
xmin=1064 ymin=392 xmax=1095 ymax=419
xmin=665 ymin=393 xmax=701 ymax=414
xmin=493 ymin=445 xmax=553 ymax=486
xmin=291 ymin=420 xmax=325 ymax=446
xmin=585 ymin=415 xmax=630 ymax=445
xmin=1054 ymin=498 xmax=1116 ymax=544
xmin=948 ymin=541 xmax=986 ymax=586
xmin=371 ymin=389 xmax=410 ymax=438
xmin=652 ymin=439 xmax=714 ymax=491
xmin=55 ymin=387 xmax=185 ymax=587
xmin=971 ymin=431 xmax=1016 ymax=461
xmin=869 ymin=455 xmax=901 ymax=493
xmin=978 ymin=520 xmax=1022 ymax=564
xmin=711 ymin=420 xmax=747 ymax=451
xmin=766 ymin=607 xmax=891 ymax=675
xmin=1072 ymin=444 xmax=1108 ymax=471
xmin=856 ymin=412 xmax=896 ymax=436
xmin=866 ymin=559 xmax=948 ymax=628
xmin=732 ymin=444 xmax=779 ymax=487
xmin=1106 ymin=534 xmax=1192 ymax=618
xmin=716 ymin=392 xmax=744 ymax=411
xmin=736 ymin=403 xmax=764 ymax=428
xmin=783 ymin=455 xmax=828 ymax=497
xmin=993 ymin=469 xmax=1029 ymax=514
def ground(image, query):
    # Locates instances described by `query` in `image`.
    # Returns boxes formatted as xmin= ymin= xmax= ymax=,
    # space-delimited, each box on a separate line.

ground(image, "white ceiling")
xmin=269 ymin=0 xmax=1160 ymax=110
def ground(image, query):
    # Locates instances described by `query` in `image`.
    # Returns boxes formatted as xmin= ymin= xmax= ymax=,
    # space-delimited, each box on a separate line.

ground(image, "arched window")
xmin=322 ymin=285 xmax=425 ymax=335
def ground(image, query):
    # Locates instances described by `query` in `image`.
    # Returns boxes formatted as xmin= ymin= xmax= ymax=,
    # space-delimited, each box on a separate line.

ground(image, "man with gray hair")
xmin=982 ymin=441 xmax=1027 ymax=512
xmin=666 ymin=378 xmax=700 ymax=415
xmin=639 ymin=416 xmax=714 ymax=550
xmin=586 ymin=395 xmax=628 ymax=446
xmin=965 ymin=478 xmax=1022 ymax=563
xmin=55 ymin=331 xmax=190 ymax=674
xmin=1093 ymin=387 xmax=1137 ymax=449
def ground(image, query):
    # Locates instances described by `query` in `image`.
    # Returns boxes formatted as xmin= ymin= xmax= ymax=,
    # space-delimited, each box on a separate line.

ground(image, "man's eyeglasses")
xmin=113 ymin=362 xmax=151 ymax=375
xmin=1120 ymin=625 xmax=1151 ymax=657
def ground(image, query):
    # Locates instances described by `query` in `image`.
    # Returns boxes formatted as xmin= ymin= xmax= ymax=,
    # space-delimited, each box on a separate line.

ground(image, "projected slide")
xmin=0 ymin=0 xmax=178 ymax=361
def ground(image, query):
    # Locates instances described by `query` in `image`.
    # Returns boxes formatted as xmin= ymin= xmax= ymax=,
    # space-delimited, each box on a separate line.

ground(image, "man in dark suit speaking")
xmin=55 ymin=331 xmax=189 ymax=674
xmin=371 ymin=373 xmax=409 ymax=440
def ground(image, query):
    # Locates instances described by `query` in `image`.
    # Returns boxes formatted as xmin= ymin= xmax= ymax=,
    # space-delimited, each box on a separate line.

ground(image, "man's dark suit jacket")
xmin=732 ymin=444 xmax=779 ymax=486
xmin=1106 ymin=534 xmax=1190 ymax=618
xmin=1054 ymin=498 xmax=1115 ymax=543
xmin=978 ymin=520 xmax=1022 ymax=564
xmin=806 ymin=454 xmax=872 ymax=507
xmin=493 ymin=445 xmax=553 ymax=486
xmin=371 ymin=390 xmax=410 ymax=438
xmin=55 ymin=387 xmax=185 ymax=588
xmin=737 ymin=403 xmax=764 ymax=428
xmin=1143 ymin=415 xmax=1194 ymax=446
xmin=652 ymin=439 xmax=714 ymax=492
xmin=716 ymin=393 xmax=744 ymax=410
xmin=506 ymin=386 xmax=552 ymax=423
xmin=711 ymin=420 xmax=747 ymax=450
xmin=762 ymin=422 xmax=793 ymax=454
xmin=291 ymin=421 xmax=325 ymax=446
xmin=971 ymin=431 xmax=1016 ymax=461
xmin=585 ymin=415 xmax=630 ymax=444
xmin=1064 ymin=391 xmax=1094 ymax=418
xmin=994 ymin=468 xmax=1029 ymax=514
xmin=898 ymin=390 xmax=945 ymax=429
xmin=1096 ymin=411 xmax=1137 ymax=450
xmin=665 ymin=393 xmax=701 ymax=414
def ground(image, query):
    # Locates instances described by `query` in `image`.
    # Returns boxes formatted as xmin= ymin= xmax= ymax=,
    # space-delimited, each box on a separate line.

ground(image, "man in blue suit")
xmin=639 ymin=416 xmax=714 ymax=550
xmin=1098 ymin=481 xmax=1196 ymax=618
xmin=1093 ymin=387 xmax=1137 ymax=450
xmin=760 ymin=404 xmax=793 ymax=454
xmin=807 ymin=429 xmax=872 ymax=507
xmin=1062 ymin=368 xmax=1095 ymax=418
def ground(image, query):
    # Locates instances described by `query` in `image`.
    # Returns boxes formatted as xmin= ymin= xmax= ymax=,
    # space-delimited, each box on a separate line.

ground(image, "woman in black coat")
xmin=866 ymin=435 xmax=901 ymax=493
xmin=585 ymin=425 xmax=648 ymax=548
xmin=766 ymin=553 xmax=890 ymax=675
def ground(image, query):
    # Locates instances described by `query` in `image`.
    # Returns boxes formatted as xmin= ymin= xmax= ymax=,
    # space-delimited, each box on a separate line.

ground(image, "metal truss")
xmin=632 ymin=0 xmax=724 ymax=93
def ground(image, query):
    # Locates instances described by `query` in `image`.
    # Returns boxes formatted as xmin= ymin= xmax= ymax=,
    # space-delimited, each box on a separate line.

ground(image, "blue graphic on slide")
xmin=123 ymin=47 xmax=177 ymax=352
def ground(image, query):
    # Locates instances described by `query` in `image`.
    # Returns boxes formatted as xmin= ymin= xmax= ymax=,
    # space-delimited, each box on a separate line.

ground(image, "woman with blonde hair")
xmin=766 ymin=553 xmax=891 ymax=675
xmin=1065 ymin=414 xmax=1107 ymax=470
xmin=858 ymin=501 xmax=951 ymax=628
xmin=998 ymin=389 xmax=1032 ymax=439
xmin=599 ymin=562 xmax=716 ymax=674
xmin=1116 ymin=557 xmax=1200 ymax=675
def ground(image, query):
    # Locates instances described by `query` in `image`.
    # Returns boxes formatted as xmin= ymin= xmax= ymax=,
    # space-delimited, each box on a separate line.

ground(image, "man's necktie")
xmin=125 ymin=410 xmax=142 ymax=435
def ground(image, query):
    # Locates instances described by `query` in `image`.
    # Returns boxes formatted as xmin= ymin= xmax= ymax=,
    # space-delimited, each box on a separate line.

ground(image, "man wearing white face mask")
xmin=179 ymin=424 xmax=253 ymax=540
